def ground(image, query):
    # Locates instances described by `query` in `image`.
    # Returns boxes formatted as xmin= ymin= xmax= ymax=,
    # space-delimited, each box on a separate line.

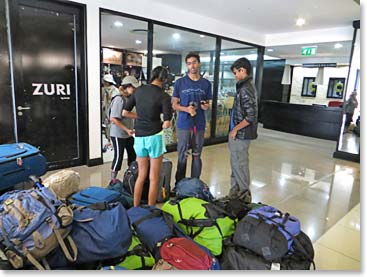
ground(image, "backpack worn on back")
xmin=162 ymin=197 xmax=236 ymax=256
xmin=105 ymin=95 xmax=123 ymax=124
xmin=0 ymin=187 xmax=77 ymax=270
xmin=175 ymin=178 xmax=214 ymax=202
xmin=233 ymin=205 xmax=301 ymax=261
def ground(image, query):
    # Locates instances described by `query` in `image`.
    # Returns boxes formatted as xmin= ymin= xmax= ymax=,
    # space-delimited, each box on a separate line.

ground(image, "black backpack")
xmin=220 ymin=232 xmax=315 ymax=270
xmin=122 ymin=161 xmax=149 ymax=202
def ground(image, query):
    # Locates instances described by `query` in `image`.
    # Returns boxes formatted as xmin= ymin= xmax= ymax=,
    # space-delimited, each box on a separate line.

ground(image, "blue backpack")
xmin=127 ymin=206 xmax=220 ymax=269
xmin=47 ymin=202 xmax=132 ymax=267
xmin=0 ymin=187 xmax=77 ymax=270
xmin=175 ymin=178 xmax=214 ymax=202
xmin=233 ymin=205 xmax=301 ymax=261
xmin=127 ymin=206 xmax=187 ymax=260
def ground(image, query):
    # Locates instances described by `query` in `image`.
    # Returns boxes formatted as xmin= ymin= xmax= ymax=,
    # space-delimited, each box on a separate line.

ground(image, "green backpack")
xmin=117 ymin=234 xmax=155 ymax=270
xmin=162 ymin=197 xmax=236 ymax=256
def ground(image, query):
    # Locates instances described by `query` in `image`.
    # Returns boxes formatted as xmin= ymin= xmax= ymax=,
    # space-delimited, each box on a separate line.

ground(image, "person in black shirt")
xmin=123 ymin=66 xmax=172 ymax=206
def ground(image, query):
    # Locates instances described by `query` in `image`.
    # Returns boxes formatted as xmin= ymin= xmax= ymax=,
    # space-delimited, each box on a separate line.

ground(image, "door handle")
xmin=17 ymin=106 xmax=31 ymax=111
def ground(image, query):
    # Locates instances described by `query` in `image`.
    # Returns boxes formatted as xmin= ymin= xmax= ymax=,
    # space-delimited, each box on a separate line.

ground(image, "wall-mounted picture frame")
xmin=301 ymin=77 xmax=317 ymax=97
xmin=126 ymin=52 xmax=143 ymax=66
xmin=327 ymin=77 xmax=345 ymax=99
xmin=102 ymin=48 xmax=123 ymax=65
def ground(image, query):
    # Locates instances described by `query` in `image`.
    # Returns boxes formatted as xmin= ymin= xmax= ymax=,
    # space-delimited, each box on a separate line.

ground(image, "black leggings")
xmin=111 ymin=136 xmax=136 ymax=172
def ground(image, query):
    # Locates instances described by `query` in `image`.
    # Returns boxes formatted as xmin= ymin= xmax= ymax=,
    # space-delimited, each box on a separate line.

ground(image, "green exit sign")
xmin=301 ymin=46 xmax=317 ymax=56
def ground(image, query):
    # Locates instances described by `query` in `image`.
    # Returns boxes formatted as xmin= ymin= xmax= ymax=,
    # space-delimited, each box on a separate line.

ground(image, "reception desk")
xmin=261 ymin=101 xmax=343 ymax=141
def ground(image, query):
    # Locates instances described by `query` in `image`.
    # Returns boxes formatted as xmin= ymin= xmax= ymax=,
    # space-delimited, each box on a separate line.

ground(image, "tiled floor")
xmin=44 ymin=125 xmax=361 ymax=270
xmin=314 ymin=204 xmax=360 ymax=270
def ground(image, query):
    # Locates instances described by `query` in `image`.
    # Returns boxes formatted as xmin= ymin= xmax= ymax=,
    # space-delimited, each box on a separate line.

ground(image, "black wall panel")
xmin=0 ymin=0 xmax=15 ymax=144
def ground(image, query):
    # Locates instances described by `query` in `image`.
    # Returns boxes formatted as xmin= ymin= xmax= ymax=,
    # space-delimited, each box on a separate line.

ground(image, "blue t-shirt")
xmin=173 ymin=75 xmax=212 ymax=130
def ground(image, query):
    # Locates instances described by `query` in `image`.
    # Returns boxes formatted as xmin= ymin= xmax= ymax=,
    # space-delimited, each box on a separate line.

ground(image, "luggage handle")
xmin=4 ymin=150 xmax=27 ymax=159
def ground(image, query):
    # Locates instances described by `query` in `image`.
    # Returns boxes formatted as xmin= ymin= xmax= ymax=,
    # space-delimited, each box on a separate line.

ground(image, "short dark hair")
xmin=150 ymin=66 xmax=169 ymax=83
xmin=230 ymin=57 xmax=253 ymax=76
xmin=185 ymin=52 xmax=200 ymax=63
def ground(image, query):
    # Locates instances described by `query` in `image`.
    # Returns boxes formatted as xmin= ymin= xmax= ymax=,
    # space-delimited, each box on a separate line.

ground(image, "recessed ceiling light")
xmin=114 ymin=21 xmax=123 ymax=27
xmin=267 ymin=48 xmax=274 ymax=52
xmin=334 ymin=43 xmax=343 ymax=49
xmin=200 ymin=35 xmax=205 ymax=38
xmin=296 ymin=18 xmax=306 ymax=26
xmin=220 ymin=52 xmax=224 ymax=55
xmin=135 ymin=40 xmax=142 ymax=45
xmin=172 ymin=33 xmax=180 ymax=39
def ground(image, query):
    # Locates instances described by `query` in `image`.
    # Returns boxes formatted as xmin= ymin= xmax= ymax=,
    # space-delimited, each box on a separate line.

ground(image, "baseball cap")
xmin=103 ymin=74 xmax=116 ymax=85
xmin=121 ymin=76 xmax=140 ymax=88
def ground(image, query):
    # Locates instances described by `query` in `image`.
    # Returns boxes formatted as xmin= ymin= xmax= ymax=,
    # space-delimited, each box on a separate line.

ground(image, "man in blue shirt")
xmin=172 ymin=52 xmax=212 ymax=184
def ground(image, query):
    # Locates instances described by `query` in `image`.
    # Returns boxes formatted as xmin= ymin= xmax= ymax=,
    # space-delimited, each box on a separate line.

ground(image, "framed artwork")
xmin=126 ymin=52 xmax=143 ymax=66
xmin=301 ymin=77 xmax=317 ymax=97
xmin=327 ymin=78 xmax=345 ymax=99
xmin=102 ymin=48 xmax=122 ymax=65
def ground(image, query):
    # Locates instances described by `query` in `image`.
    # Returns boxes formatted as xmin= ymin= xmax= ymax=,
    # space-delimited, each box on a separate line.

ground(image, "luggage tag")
xmin=16 ymin=157 xmax=23 ymax=167
xmin=271 ymin=263 xmax=281 ymax=270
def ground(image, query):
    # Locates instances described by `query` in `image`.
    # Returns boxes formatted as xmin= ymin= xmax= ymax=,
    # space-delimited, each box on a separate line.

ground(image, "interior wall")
xmin=289 ymin=66 xmax=349 ymax=106
xmin=0 ymin=0 xmax=15 ymax=144
xmin=64 ymin=0 xmax=265 ymax=161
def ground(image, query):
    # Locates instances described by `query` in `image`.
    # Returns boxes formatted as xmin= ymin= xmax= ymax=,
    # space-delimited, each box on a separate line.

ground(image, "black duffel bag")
xmin=221 ymin=232 xmax=315 ymax=270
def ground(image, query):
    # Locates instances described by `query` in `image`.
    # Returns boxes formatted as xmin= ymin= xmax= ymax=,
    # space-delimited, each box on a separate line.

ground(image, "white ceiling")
xmin=101 ymin=12 xmax=354 ymax=61
xmin=266 ymin=41 xmax=352 ymax=59
xmin=154 ymin=0 xmax=360 ymax=35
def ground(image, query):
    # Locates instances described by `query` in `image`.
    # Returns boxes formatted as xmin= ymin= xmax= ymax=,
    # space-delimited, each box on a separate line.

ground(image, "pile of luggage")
xmin=0 ymin=143 xmax=315 ymax=270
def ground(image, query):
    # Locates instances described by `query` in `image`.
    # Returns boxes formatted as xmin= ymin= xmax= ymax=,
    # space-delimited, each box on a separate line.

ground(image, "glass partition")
xmin=101 ymin=12 xmax=148 ymax=162
xmin=216 ymin=39 xmax=257 ymax=137
xmin=153 ymin=24 xmax=216 ymax=145
xmin=337 ymin=28 xmax=360 ymax=155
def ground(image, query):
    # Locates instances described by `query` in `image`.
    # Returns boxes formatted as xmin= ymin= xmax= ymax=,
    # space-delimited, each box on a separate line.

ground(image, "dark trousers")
xmin=175 ymin=128 xmax=205 ymax=184
xmin=111 ymin=136 xmax=136 ymax=172
xmin=345 ymin=113 xmax=354 ymax=128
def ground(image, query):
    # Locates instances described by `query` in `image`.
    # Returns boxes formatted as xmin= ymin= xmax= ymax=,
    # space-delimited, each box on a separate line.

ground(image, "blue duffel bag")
xmin=233 ymin=205 xmax=301 ymax=261
xmin=47 ymin=202 xmax=132 ymax=267
xmin=127 ymin=206 xmax=188 ymax=260
xmin=0 ymin=143 xmax=47 ymax=191
xmin=175 ymin=178 xmax=214 ymax=202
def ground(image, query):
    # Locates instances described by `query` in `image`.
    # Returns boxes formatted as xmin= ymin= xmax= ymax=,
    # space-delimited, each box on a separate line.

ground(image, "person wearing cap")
xmin=109 ymin=75 xmax=140 ymax=182
xmin=102 ymin=74 xmax=120 ymax=151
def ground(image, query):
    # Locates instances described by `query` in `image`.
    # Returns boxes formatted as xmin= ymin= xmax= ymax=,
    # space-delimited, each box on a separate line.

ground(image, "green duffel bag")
xmin=162 ymin=197 xmax=236 ymax=256
xmin=117 ymin=234 xmax=155 ymax=270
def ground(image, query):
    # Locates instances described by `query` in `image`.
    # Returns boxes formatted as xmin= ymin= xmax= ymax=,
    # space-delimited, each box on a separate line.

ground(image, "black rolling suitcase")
xmin=122 ymin=157 xmax=172 ymax=203
xmin=0 ymin=143 xmax=47 ymax=191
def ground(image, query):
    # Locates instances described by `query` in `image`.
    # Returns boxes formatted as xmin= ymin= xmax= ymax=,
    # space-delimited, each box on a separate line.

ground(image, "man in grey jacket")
xmin=228 ymin=58 xmax=258 ymax=201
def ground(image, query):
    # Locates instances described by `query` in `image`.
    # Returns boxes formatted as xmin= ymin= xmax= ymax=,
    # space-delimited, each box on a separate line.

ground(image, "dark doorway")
xmin=8 ymin=0 xmax=87 ymax=169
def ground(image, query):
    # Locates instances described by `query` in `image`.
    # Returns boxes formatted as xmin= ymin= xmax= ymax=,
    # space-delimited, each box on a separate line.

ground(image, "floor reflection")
xmin=46 ymin=125 xmax=360 ymax=243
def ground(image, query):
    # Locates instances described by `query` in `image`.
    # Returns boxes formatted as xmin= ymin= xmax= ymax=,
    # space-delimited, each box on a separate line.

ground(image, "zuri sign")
xmin=301 ymin=46 xmax=317 ymax=56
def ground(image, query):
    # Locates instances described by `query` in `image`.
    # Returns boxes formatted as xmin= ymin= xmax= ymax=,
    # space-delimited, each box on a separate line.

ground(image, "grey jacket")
xmin=231 ymin=76 xmax=258 ymax=140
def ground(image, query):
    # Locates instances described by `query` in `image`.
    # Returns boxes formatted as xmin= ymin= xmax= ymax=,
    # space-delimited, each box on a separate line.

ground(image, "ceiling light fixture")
xmin=172 ymin=33 xmax=180 ymax=39
xmin=334 ymin=43 xmax=343 ymax=49
xmin=135 ymin=40 xmax=142 ymax=45
xmin=267 ymin=48 xmax=274 ymax=52
xmin=200 ymin=35 xmax=205 ymax=38
xmin=114 ymin=21 xmax=123 ymax=27
xmin=296 ymin=17 xmax=306 ymax=26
